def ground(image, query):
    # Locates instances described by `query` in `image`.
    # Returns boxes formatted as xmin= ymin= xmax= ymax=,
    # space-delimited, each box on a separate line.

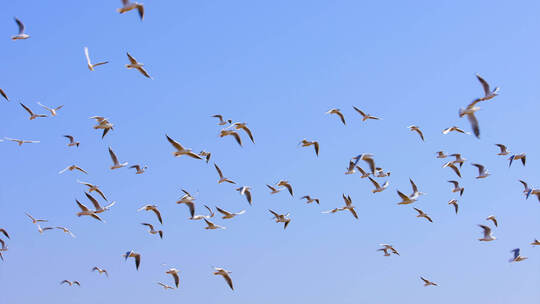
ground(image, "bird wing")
xmin=204 ymin=205 xmax=214 ymax=217
xmin=137 ymin=4 xmax=144 ymax=20
xmin=313 ymin=141 xmax=319 ymax=156
xmin=413 ymin=208 xmax=423 ymax=215
xmin=352 ymin=106 xmax=366 ymax=117
xmin=216 ymin=207 xmax=231 ymax=216
xmin=266 ymin=184 xmax=278 ymax=192
xmin=283 ymin=183 xmax=293 ymax=196
xmin=0 ymin=229 xmax=10 ymax=239
xmin=126 ymin=52 xmax=137 ymax=64
xmin=64 ymin=135 xmax=74 ymax=143
xmin=336 ymin=111 xmax=346 ymax=125
xmin=214 ymin=163 xmax=224 ymax=179
xmin=466 ymin=113 xmax=480 ymax=138
xmin=185 ymin=202 xmax=195 ymax=218
xmin=479 ymin=225 xmax=491 ymax=238
xmin=166 ymin=135 xmax=184 ymax=151
xmin=76 ymin=200 xmax=90 ymax=212
xmin=20 ymin=102 xmax=34 ymax=115
xmin=108 ymin=147 xmax=120 ymax=165
xmin=363 ymin=157 xmax=376 ymax=174
xmin=222 ymin=272 xmax=234 ymax=290
xmin=172 ymin=272 xmax=179 ymax=287
xmin=410 ymin=179 xmax=418 ymax=193
xmin=0 ymin=88 xmax=8 ymax=101
xmin=85 ymin=192 xmax=102 ymax=210
xmin=449 ymin=164 xmax=461 ymax=178
xmin=368 ymin=177 xmax=380 ymax=189
xmin=472 ymin=163 xmax=484 ymax=175
xmin=239 ymin=125 xmax=254 ymax=143
xmin=476 ymin=74 xmax=491 ymax=96
xmin=268 ymin=209 xmax=279 ymax=218
xmin=141 ymin=223 xmax=154 ymax=230
xmin=397 ymin=190 xmax=409 ymax=200
xmin=519 ymin=180 xmax=528 ymax=190
xmin=14 ymin=18 xmax=25 ymax=34
xmin=348 ymin=208 xmax=358 ymax=219
xmin=152 ymin=208 xmax=163 ymax=224
xmin=137 ymin=66 xmax=152 ymax=79
xmin=34 ymin=102 xmax=50 ymax=112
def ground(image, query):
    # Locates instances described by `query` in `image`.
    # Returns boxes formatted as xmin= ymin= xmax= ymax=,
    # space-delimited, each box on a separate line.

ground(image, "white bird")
xmin=486 ymin=215 xmax=498 ymax=227
xmin=341 ymin=194 xmax=358 ymax=219
xmin=166 ymin=135 xmax=202 ymax=159
xmin=59 ymin=165 xmax=88 ymax=175
xmin=4 ymin=137 xmax=39 ymax=146
xmin=442 ymin=126 xmax=469 ymax=135
xmin=60 ymin=280 xmax=80 ymax=286
xmin=396 ymin=190 xmax=416 ymax=205
xmin=408 ymin=125 xmax=424 ymax=141
xmin=508 ymin=153 xmax=526 ymax=167
xmin=509 ymin=248 xmax=527 ymax=262
xmin=420 ymin=277 xmax=438 ymax=287
xmin=478 ymin=225 xmax=495 ymax=241
xmin=37 ymin=102 xmax=63 ymax=117
xmin=126 ymin=52 xmax=151 ymax=78
xmin=84 ymin=47 xmax=109 ymax=71
xmin=448 ymin=199 xmax=459 ymax=214
xmin=75 ymin=199 xmax=104 ymax=222
xmin=165 ymin=268 xmax=180 ymax=288
xmin=321 ymin=207 xmax=346 ymax=214
xmin=230 ymin=122 xmax=255 ymax=143
xmin=436 ymin=151 xmax=447 ymax=158
xmin=266 ymin=184 xmax=282 ymax=194
xmin=374 ymin=167 xmax=391 ymax=178
xmin=20 ymin=103 xmax=47 ymax=120
xmin=117 ymin=0 xmax=144 ymax=20
xmin=85 ymin=192 xmax=115 ymax=214
xmin=442 ymin=162 xmax=462 ymax=178
xmin=236 ymin=186 xmax=252 ymax=205
xmin=450 ymin=153 xmax=467 ymax=167
xmin=90 ymin=116 xmax=114 ymax=138
xmin=448 ymin=180 xmax=464 ymax=196
xmin=63 ymin=135 xmax=80 ymax=147
xmin=216 ymin=207 xmax=246 ymax=219
xmin=203 ymin=218 xmax=225 ymax=230
xmin=475 ymin=74 xmax=499 ymax=101
xmin=12 ymin=18 xmax=30 ymax=40
xmin=300 ymin=195 xmax=320 ymax=205
xmin=109 ymin=147 xmax=128 ymax=169
xmin=495 ymin=144 xmax=510 ymax=156
xmin=129 ymin=164 xmax=147 ymax=174
xmin=269 ymin=210 xmax=291 ymax=229
xmin=214 ymin=163 xmax=236 ymax=184
xmin=368 ymin=177 xmax=389 ymax=193
xmin=77 ymin=180 xmax=108 ymax=201
xmin=92 ymin=267 xmax=108 ymax=277
xmin=137 ymin=204 xmax=163 ymax=224
xmin=189 ymin=205 xmax=214 ymax=221
xmin=353 ymin=106 xmax=380 ymax=121
xmin=326 ymin=108 xmax=346 ymax=125
xmin=176 ymin=189 xmax=196 ymax=204
xmin=345 ymin=161 xmax=357 ymax=175
xmin=25 ymin=213 xmax=47 ymax=224
xmin=413 ymin=208 xmax=432 ymax=222
xmin=141 ymin=223 xmax=163 ymax=239
xmin=459 ymin=99 xmax=481 ymax=138
xmin=408 ymin=179 xmax=425 ymax=200
xmin=157 ymin=282 xmax=175 ymax=290
xmin=472 ymin=163 xmax=490 ymax=179
xmin=213 ymin=267 xmax=234 ymax=290
xmin=56 ymin=227 xmax=76 ymax=238
xmin=123 ymin=250 xmax=141 ymax=270
xmin=300 ymin=139 xmax=319 ymax=156
xmin=219 ymin=129 xmax=243 ymax=146
xmin=276 ymin=180 xmax=294 ymax=196
xmin=36 ymin=224 xmax=53 ymax=234
xmin=199 ymin=150 xmax=212 ymax=163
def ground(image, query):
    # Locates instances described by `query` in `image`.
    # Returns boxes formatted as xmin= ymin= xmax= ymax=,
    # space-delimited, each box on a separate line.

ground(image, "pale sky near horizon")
xmin=1 ymin=1 xmax=540 ymax=303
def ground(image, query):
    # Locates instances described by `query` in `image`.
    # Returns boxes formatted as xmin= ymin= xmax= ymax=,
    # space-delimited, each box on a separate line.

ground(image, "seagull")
xmin=266 ymin=184 xmax=281 ymax=194
xmin=166 ymin=135 xmax=202 ymax=159
xmin=0 ymin=88 xmax=8 ymax=101
xmin=368 ymin=177 xmax=389 ymax=193
xmin=448 ymin=199 xmax=459 ymax=214
xmin=353 ymin=106 xmax=380 ymax=121
xmin=212 ymin=114 xmax=231 ymax=126
xmin=20 ymin=103 xmax=47 ymax=120
xmin=408 ymin=179 xmax=425 ymax=199
xmin=509 ymin=248 xmax=527 ymax=262
xmin=63 ymin=135 xmax=80 ymax=147
xmin=472 ymin=163 xmax=490 ymax=179
xmin=123 ymin=250 xmax=141 ymax=270
xmin=219 ymin=129 xmax=243 ymax=146
xmin=75 ymin=199 xmax=104 ymax=222
xmin=377 ymin=247 xmax=391 ymax=256
xmin=85 ymin=192 xmax=115 ymax=214
xmin=92 ymin=267 xmax=108 ymax=277
xmin=91 ymin=116 xmax=114 ymax=138
xmin=189 ymin=205 xmax=214 ymax=221
xmin=126 ymin=53 xmax=151 ymax=78
xmin=408 ymin=125 xmax=424 ymax=141
xmin=216 ymin=207 xmax=246 ymax=219
xmin=442 ymin=162 xmax=461 ymax=178
xmin=442 ymin=126 xmax=469 ymax=135
xmin=447 ymin=180 xmax=464 ymax=196
xmin=345 ymin=161 xmax=357 ymax=175
xmin=157 ymin=282 xmax=175 ymax=290
xmin=25 ymin=213 xmax=47 ymax=224
xmin=300 ymin=195 xmax=320 ymax=205
xmin=530 ymin=239 xmax=540 ymax=246
xmin=198 ymin=151 xmax=212 ymax=163
xmin=459 ymin=99 xmax=481 ymax=138
xmin=341 ymin=194 xmax=358 ymax=219
xmin=374 ymin=167 xmax=391 ymax=178
xmin=436 ymin=151 xmax=447 ymax=158
xmin=59 ymin=165 xmax=88 ymax=174
xmin=321 ymin=207 xmax=346 ymax=214
xmin=508 ymin=153 xmax=526 ymax=167
xmin=478 ymin=225 xmax=495 ymax=241
xmin=486 ymin=215 xmax=498 ymax=227
xmin=413 ymin=208 xmax=432 ymax=222
xmin=269 ymin=210 xmax=291 ymax=229
xmin=475 ymin=74 xmax=499 ymax=101
xmin=0 ymin=229 xmax=10 ymax=239
xmin=300 ymin=139 xmax=319 ymax=156
xmin=495 ymin=144 xmax=510 ymax=156
xmin=12 ymin=18 xmax=30 ymax=40
xmin=77 ymin=180 xmax=108 ymax=201
xmin=326 ymin=108 xmax=346 ymax=125
xmin=379 ymin=244 xmax=399 ymax=256
xmin=420 ymin=277 xmax=438 ymax=287
xmin=56 ymin=227 xmax=76 ymax=238
xmin=213 ymin=267 xmax=234 ymax=290
xmin=214 ymin=164 xmax=236 ymax=184
xmin=236 ymin=186 xmax=252 ymax=205
xmin=117 ymin=0 xmax=144 ymax=20
xmin=37 ymin=102 xmax=63 ymax=117
xmin=60 ymin=280 xmax=80 ymax=286
xmin=137 ymin=204 xmax=163 ymax=224
xmin=108 ymin=147 xmax=128 ymax=169
xmin=450 ymin=153 xmax=467 ymax=167
xmin=277 ymin=180 xmax=294 ymax=196
xmin=36 ymin=224 xmax=53 ymax=234
xmin=129 ymin=164 xmax=147 ymax=174
xmin=141 ymin=223 xmax=163 ymax=239
xmin=177 ymin=189 xmax=196 ymax=204
xmin=4 ymin=137 xmax=40 ymax=146
xmin=203 ymin=218 xmax=225 ymax=230
xmin=396 ymin=190 xmax=416 ymax=205
xmin=356 ymin=166 xmax=371 ymax=178
xmin=231 ymin=122 xmax=254 ymax=143
xmin=352 ymin=153 xmax=376 ymax=174
xmin=84 ymin=47 xmax=108 ymax=71
xmin=165 ymin=268 xmax=180 ymax=288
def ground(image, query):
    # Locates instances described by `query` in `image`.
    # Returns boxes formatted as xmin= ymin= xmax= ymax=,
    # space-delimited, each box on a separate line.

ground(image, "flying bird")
xmin=213 ymin=267 xmax=234 ymax=290
xmin=378 ymin=244 xmax=399 ymax=256
xmin=447 ymin=180 xmax=464 ymax=196
xmin=509 ymin=248 xmax=527 ymax=262
xmin=157 ymin=282 xmax=175 ymax=290
xmin=459 ymin=99 xmax=481 ymax=138
xmin=442 ymin=162 xmax=461 ymax=178
xmin=137 ymin=204 xmax=163 ymax=224
xmin=123 ymin=250 xmax=141 ymax=270
xmin=219 ymin=129 xmax=243 ymax=146
xmin=129 ymin=164 xmax=147 ymax=174
xmin=203 ymin=218 xmax=225 ymax=230
xmin=353 ymin=106 xmax=380 ymax=121
xmin=36 ymin=224 xmax=54 ymax=234
xmin=236 ymin=186 xmax=252 ymax=205
xmin=126 ymin=52 xmax=151 ymax=78
xmin=486 ymin=215 xmax=498 ymax=227
xmin=368 ymin=177 xmax=389 ymax=193
xmin=266 ymin=184 xmax=282 ymax=194
xmin=4 ymin=137 xmax=39 ymax=146
xmin=75 ymin=199 xmax=104 ymax=222
xmin=117 ymin=0 xmax=144 ymax=20
xmin=25 ymin=213 xmax=47 ymax=224
xmin=92 ymin=267 xmax=108 ymax=277
xmin=269 ymin=210 xmax=291 ymax=229
xmin=442 ymin=126 xmax=469 ymax=135
xmin=300 ymin=195 xmax=320 ymax=205
xmin=508 ymin=153 xmax=526 ymax=167
xmin=77 ymin=180 xmax=108 ymax=201
xmin=141 ymin=223 xmax=163 ymax=239
xmin=216 ymin=207 xmax=246 ymax=219
xmin=189 ymin=205 xmax=214 ymax=221
xmin=60 ymin=280 xmax=80 ymax=286
xmin=448 ymin=199 xmax=459 ymax=214
xmin=37 ymin=102 xmax=63 ymax=117
xmin=495 ymin=144 xmax=509 ymax=156
xmin=345 ymin=161 xmax=357 ymax=175
xmin=276 ymin=180 xmax=294 ymax=196
xmin=450 ymin=153 xmax=466 ymax=167
xmin=20 ymin=103 xmax=47 ymax=120
xmin=413 ymin=208 xmax=432 ymax=222
xmin=478 ymin=225 xmax=495 ymax=242
xmin=12 ymin=18 xmax=30 ymax=40
xmin=341 ymin=194 xmax=358 ymax=219
xmin=166 ymin=135 xmax=202 ymax=159
xmin=214 ymin=163 xmax=236 ymax=184
xmin=436 ymin=151 xmax=447 ymax=158
xmin=231 ymin=122 xmax=255 ymax=143
xmin=84 ymin=192 xmax=115 ymax=214
xmin=212 ymin=114 xmax=231 ymax=126
xmin=475 ymin=74 xmax=499 ymax=101
xmin=408 ymin=125 xmax=424 ymax=141
xmin=56 ymin=227 xmax=76 ymax=238
xmin=326 ymin=108 xmax=346 ymax=125
xmin=59 ymin=165 xmax=88 ymax=175
xmin=108 ymin=147 xmax=128 ymax=169
xmin=63 ymin=135 xmax=80 ymax=147
xmin=530 ymin=239 xmax=540 ymax=246
xmin=472 ymin=163 xmax=490 ymax=179
xmin=165 ymin=268 xmax=180 ymax=288
xmin=420 ymin=277 xmax=438 ymax=287
xmin=84 ymin=47 xmax=109 ymax=71
xmin=300 ymin=139 xmax=319 ymax=156
xmin=90 ymin=116 xmax=114 ymax=138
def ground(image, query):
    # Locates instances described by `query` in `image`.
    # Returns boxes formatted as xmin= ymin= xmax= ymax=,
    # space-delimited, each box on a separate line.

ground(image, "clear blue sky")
xmin=1 ymin=1 xmax=540 ymax=303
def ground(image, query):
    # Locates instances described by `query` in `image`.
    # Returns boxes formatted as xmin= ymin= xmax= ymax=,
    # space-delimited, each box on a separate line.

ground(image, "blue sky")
xmin=1 ymin=1 xmax=540 ymax=303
